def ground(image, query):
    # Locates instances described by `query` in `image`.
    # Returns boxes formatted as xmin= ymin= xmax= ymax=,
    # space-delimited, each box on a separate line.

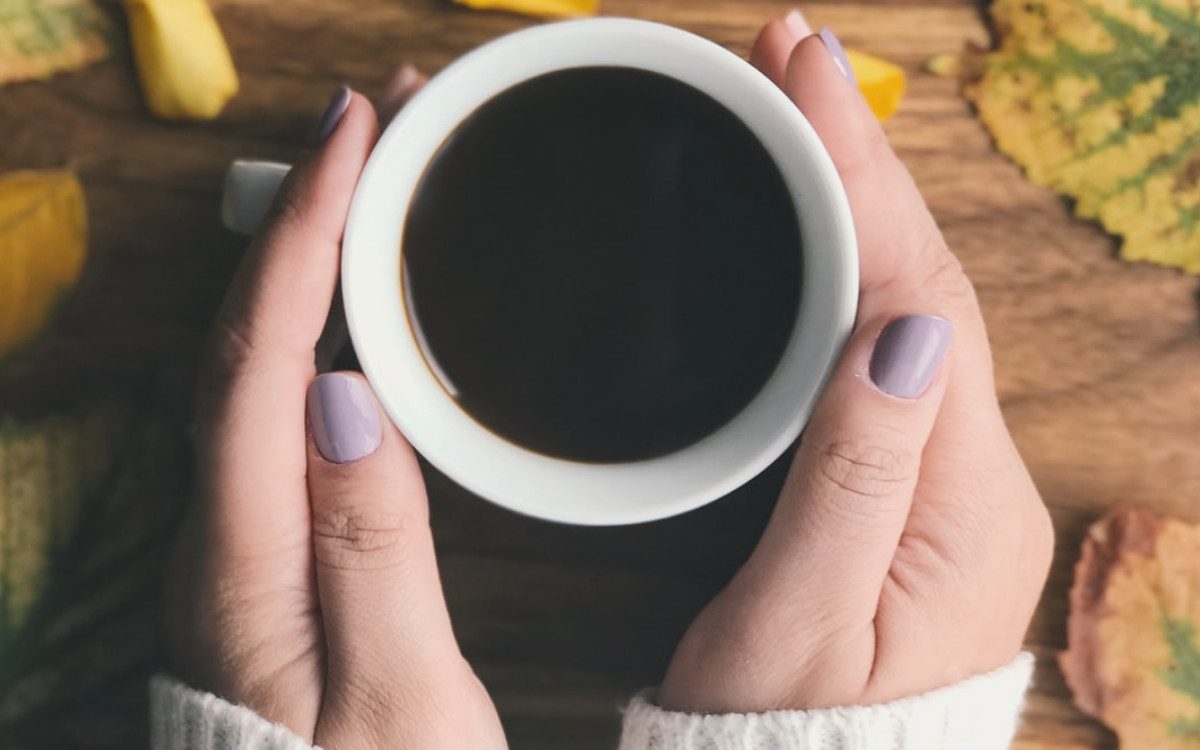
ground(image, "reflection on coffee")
xmin=402 ymin=67 xmax=800 ymax=463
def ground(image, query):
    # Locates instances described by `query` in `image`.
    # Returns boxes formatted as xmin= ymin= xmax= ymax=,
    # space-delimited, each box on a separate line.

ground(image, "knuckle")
xmin=921 ymin=244 xmax=980 ymax=314
xmin=264 ymin=188 xmax=308 ymax=233
xmin=836 ymin=124 xmax=894 ymax=184
xmin=814 ymin=438 xmax=918 ymax=500
xmin=196 ymin=316 xmax=273 ymax=423
xmin=311 ymin=504 xmax=414 ymax=571
xmin=205 ymin=316 xmax=259 ymax=378
xmin=199 ymin=306 xmax=311 ymax=400
xmin=864 ymin=123 xmax=895 ymax=164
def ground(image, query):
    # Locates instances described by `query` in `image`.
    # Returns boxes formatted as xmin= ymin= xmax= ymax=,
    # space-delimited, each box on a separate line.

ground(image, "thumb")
xmin=748 ymin=314 xmax=953 ymax=620
xmin=303 ymin=373 xmax=463 ymax=735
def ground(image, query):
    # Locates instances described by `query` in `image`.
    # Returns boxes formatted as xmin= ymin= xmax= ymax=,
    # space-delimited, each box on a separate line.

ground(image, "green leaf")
xmin=1158 ymin=615 xmax=1200 ymax=736
xmin=0 ymin=0 xmax=116 ymax=85
xmin=0 ymin=396 xmax=186 ymax=737
xmin=967 ymin=0 xmax=1200 ymax=273
xmin=1168 ymin=716 xmax=1200 ymax=739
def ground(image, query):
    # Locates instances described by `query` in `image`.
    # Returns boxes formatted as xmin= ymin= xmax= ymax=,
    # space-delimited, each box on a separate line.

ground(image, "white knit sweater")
xmin=150 ymin=652 xmax=1034 ymax=750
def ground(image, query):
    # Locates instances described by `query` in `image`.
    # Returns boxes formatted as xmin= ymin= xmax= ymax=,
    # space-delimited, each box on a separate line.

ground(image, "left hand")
xmin=657 ymin=13 xmax=1054 ymax=712
xmin=165 ymin=69 xmax=508 ymax=750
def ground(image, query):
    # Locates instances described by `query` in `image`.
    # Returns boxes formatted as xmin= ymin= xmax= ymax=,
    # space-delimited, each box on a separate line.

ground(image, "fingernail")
xmin=378 ymin=65 xmax=424 ymax=120
xmin=307 ymin=373 xmax=382 ymax=463
xmin=869 ymin=315 xmax=952 ymax=399
xmin=315 ymin=85 xmax=352 ymax=144
xmin=818 ymin=27 xmax=857 ymax=84
xmin=389 ymin=64 xmax=422 ymax=101
xmin=783 ymin=9 xmax=812 ymax=37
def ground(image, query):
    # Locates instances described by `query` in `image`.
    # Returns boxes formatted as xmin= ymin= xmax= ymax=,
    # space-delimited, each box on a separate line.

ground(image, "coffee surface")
xmin=403 ymin=67 xmax=801 ymax=463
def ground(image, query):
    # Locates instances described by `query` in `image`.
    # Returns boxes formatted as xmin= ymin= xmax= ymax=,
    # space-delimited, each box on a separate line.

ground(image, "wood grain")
xmin=2 ymin=0 xmax=1198 ymax=747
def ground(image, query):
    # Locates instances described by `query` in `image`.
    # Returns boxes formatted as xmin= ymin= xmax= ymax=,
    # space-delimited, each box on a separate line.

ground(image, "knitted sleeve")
xmin=150 ymin=653 xmax=1034 ymax=749
xmin=149 ymin=675 xmax=318 ymax=750
xmin=617 ymin=652 xmax=1035 ymax=750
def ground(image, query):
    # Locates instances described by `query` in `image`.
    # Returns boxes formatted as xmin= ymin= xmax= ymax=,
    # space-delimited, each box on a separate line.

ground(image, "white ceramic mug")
xmin=222 ymin=18 xmax=859 ymax=526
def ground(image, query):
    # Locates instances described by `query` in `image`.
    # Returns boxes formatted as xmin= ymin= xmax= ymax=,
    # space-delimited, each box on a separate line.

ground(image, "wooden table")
xmin=2 ymin=0 xmax=1198 ymax=747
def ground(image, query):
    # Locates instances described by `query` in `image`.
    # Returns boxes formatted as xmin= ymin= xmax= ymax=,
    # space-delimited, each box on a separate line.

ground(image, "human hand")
xmin=166 ymin=69 xmax=507 ymax=749
xmin=658 ymin=13 xmax=1054 ymax=712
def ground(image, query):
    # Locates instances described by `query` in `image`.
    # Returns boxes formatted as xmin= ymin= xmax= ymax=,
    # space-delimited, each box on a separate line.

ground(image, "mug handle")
xmin=221 ymin=159 xmax=292 ymax=235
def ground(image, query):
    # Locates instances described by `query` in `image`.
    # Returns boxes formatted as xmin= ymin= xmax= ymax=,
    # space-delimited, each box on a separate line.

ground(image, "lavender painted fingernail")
xmin=869 ymin=316 xmax=952 ymax=399
xmin=307 ymin=373 xmax=382 ymax=463
xmin=818 ymin=27 xmax=856 ymax=84
xmin=315 ymin=85 xmax=351 ymax=144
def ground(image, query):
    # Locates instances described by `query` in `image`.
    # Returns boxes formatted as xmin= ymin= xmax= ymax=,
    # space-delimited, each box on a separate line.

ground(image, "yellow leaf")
xmin=0 ymin=0 xmax=115 ymax=85
xmin=847 ymin=48 xmax=907 ymax=121
xmin=0 ymin=170 xmax=87 ymax=359
xmin=453 ymin=0 xmax=598 ymax=18
xmin=964 ymin=0 xmax=1200 ymax=273
xmin=124 ymin=0 xmax=239 ymax=120
xmin=1061 ymin=508 xmax=1200 ymax=747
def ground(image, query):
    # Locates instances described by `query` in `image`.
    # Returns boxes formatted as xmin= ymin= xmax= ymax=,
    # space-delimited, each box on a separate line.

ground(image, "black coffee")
xmin=403 ymin=67 xmax=801 ymax=463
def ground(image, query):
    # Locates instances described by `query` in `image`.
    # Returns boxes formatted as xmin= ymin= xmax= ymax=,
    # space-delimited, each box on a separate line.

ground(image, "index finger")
xmin=764 ymin=29 xmax=1025 ymax=553
xmin=777 ymin=35 xmax=1005 ymax=415
xmin=215 ymin=91 xmax=380 ymax=368
xmin=198 ymin=91 xmax=380 ymax=561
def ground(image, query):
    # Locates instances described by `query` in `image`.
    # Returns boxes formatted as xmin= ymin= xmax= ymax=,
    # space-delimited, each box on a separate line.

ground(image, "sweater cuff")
xmin=149 ymin=675 xmax=318 ymax=750
xmin=618 ymin=652 xmax=1035 ymax=750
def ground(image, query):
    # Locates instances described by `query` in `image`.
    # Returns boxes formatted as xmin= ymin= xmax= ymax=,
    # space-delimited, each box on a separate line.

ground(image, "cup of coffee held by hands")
xmin=222 ymin=19 xmax=858 ymax=525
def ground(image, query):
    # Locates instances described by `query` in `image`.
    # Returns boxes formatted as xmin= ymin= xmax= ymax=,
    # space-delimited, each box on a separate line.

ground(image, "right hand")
xmin=658 ymin=13 xmax=1054 ymax=712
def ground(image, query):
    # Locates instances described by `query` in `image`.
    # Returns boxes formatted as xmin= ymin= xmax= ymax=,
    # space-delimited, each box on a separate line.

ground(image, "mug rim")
xmin=342 ymin=18 xmax=858 ymax=526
